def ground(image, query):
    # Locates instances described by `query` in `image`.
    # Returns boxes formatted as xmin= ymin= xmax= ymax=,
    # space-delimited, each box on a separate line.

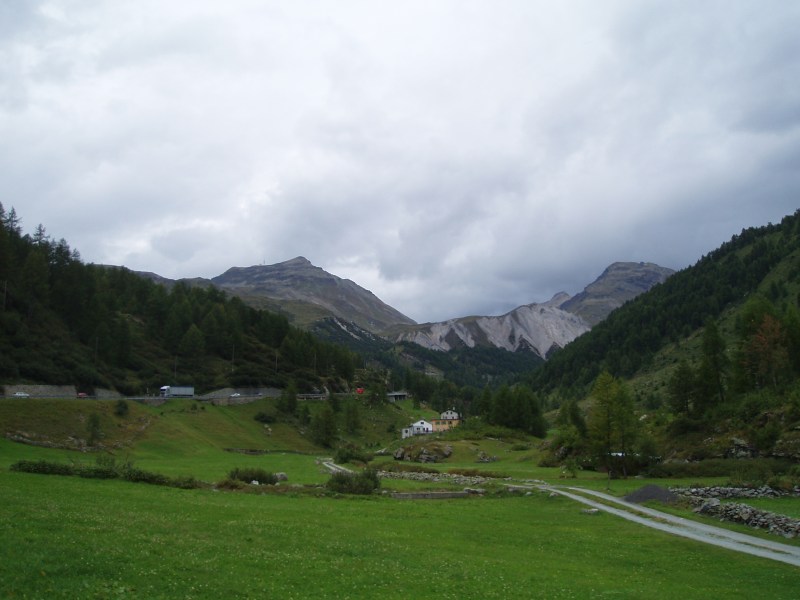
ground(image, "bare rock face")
xmin=394 ymin=298 xmax=591 ymax=360
xmin=393 ymin=261 xmax=673 ymax=359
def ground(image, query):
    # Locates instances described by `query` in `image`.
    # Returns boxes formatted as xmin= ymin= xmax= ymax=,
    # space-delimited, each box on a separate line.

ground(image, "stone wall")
xmin=672 ymin=486 xmax=800 ymax=539
xmin=670 ymin=485 xmax=800 ymax=499
xmin=378 ymin=470 xmax=498 ymax=487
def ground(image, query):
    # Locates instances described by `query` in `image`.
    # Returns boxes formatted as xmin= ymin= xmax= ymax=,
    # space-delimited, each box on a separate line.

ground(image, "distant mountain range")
xmin=136 ymin=257 xmax=415 ymax=332
xmin=134 ymin=258 xmax=673 ymax=359
xmin=391 ymin=262 xmax=674 ymax=359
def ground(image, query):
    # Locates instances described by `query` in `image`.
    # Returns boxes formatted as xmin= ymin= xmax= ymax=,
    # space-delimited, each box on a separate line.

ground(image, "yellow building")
xmin=431 ymin=409 xmax=460 ymax=432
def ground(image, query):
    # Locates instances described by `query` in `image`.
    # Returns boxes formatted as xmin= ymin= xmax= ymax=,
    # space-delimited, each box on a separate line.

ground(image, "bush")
xmin=10 ymin=457 xmax=200 ymax=489
xmin=76 ymin=464 xmax=119 ymax=479
xmin=114 ymin=399 xmax=130 ymax=417
xmin=216 ymin=477 xmax=246 ymax=491
xmin=326 ymin=469 xmax=381 ymax=495
xmin=253 ymin=411 xmax=275 ymax=424
xmin=334 ymin=444 xmax=373 ymax=464
xmin=121 ymin=466 xmax=170 ymax=486
xmin=171 ymin=476 xmax=203 ymax=490
xmin=228 ymin=467 xmax=278 ymax=485
xmin=10 ymin=460 xmax=75 ymax=476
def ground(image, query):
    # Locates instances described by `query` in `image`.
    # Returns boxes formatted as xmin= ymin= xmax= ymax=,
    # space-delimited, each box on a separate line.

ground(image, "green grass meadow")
xmin=3 ymin=398 xmax=800 ymax=598
xmin=3 ymin=470 xmax=800 ymax=599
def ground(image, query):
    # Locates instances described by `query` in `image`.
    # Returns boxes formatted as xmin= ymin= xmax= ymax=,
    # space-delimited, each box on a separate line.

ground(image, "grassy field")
xmin=3 ymin=397 xmax=800 ymax=597
xmin=3 ymin=470 xmax=800 ymax=599
xmin=723 ymin=497 xmax=800 ymax=520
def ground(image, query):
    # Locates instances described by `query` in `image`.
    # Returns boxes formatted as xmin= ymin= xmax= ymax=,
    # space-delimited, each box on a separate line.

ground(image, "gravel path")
xmin=539 ymin=484 xmax=800 ymax=567
xmin=320 ymin=460 xmax=352 ymax=474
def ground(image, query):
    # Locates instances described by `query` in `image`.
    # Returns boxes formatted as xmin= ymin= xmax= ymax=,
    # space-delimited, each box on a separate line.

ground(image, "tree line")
xmin=0 ymin=204 xmax=358 ymax=394
xmin=530 ymin=210 xmax=800 ymax=397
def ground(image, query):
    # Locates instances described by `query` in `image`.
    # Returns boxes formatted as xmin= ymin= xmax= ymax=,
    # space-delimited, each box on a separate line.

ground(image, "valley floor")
xmin=539 ymin=485 xmax=800 ymax=567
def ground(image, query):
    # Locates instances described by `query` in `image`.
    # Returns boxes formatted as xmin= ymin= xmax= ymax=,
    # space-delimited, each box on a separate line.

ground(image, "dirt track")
xmin=542 ymin=485 xmax=800 ymax=567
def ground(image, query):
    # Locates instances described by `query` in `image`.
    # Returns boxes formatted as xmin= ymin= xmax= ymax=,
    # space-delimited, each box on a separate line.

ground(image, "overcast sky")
xmin=3 ymin=1 xmax=799 ymax=323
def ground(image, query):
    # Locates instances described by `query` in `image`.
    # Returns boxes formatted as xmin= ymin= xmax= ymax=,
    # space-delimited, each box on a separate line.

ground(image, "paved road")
xmin=537 ymin=484 xmax=800 ymax=567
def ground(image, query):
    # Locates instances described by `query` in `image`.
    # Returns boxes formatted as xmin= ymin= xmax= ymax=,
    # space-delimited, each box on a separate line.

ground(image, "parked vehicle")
xmin=159 ymin=385 xmax=195 ymax=398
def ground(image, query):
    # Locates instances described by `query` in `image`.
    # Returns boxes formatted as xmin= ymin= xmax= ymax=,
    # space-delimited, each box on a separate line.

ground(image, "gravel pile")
xmin=624 ymin=484 xmax=678 ymax=505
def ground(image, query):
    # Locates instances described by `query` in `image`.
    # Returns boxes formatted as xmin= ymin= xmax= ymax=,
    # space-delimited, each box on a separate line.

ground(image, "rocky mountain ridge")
xmin=560 ymin=262 xmax=676 ymax=325
xmin=213 ymin=257 xmax=416 ymax=332
xmin=391 ymin=262 xmax=674 ymax=359
xmin=134 ymin=258 xmax=673 ymax=360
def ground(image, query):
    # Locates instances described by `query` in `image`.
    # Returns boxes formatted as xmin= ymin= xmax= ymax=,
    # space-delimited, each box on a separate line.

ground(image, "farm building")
xmin=431 ymin=409 xmax=461 ymax=432
xmin=402 ymin=410 xmax=461 ymax=438
xmin=402 ymin=419 xmax=433 ymax=439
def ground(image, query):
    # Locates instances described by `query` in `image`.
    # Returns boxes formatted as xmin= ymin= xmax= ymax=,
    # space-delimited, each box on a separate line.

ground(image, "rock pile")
xmin=672 ymin=485 xmax=800 ymax=539
xmin=691 ymin=497 xmax=800 ymax=538
xmin=392 ymin=444 xmax=453 ymax=463
xmin=378 ymin=470 xmax=494 ymax=487
xmin=670 ymin=485 xmax=796 ymax=499
xmin=624 ymin=484 xmax=678 ymax=505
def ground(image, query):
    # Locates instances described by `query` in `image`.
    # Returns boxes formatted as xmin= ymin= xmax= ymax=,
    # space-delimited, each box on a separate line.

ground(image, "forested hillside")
xmin=531 ymin=211 xmax=800 ymax=395
xmin=0 ymin=205 xmax=358 ymax=395
xmin=533 ymin=210 xmax=800 ymax=468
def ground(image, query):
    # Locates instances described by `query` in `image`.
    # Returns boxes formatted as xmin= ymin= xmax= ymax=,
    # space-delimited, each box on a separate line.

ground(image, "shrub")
xmin=228 ymin=467 xmax=278 ymax=485
xmin=171 ymin=476 xmax=203 ymax=490
xmin=76 ymin=464 xmax=119 ymax=479
xmin=121 ymin=466 xmax=170 ymax=486
xmin=334 ymin=444 xmax=373 ymax=464
xmin=114 ymin=399 xmax=130 ymax=418
xmin=326 ymin=468 xmax=380 ymax=495
xmin=253 ymin=411 xmax=275 ymax=424
xmin=216 ymin=477 xmax=246 ymax=491
xmin=86 ymin=412 xmax=102 ymax=445
xmin=10 ymin=460 xmax=75 ymax=476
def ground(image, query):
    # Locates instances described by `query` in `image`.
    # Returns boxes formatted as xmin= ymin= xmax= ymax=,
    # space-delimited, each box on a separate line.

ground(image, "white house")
xmin=402 ymin=419 xmax=433 ymax=439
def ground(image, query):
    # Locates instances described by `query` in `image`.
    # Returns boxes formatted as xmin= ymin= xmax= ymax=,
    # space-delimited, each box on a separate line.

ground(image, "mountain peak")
xmin=559 ymin=261 xmax=674 ymax=325
xmin=211 ymin=257 xmax=415 ymax=331
xmin=284 ymin=256 xmax=312 ymax=267
xmin=391 ymin=261 xmax=673 ymax=359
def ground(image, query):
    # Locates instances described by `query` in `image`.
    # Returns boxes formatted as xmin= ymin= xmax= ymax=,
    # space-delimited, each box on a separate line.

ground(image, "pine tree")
xmin=311 ymin=403 xmax=337 ymax=447
xmin=278 ymin=380 xmax=298 ymax=415
xmin=695 ymin=320 xmax=728 ymax=412
xmin=344 ymin=399 xmax=361 ymax=433
xmin=667 ymin=360 xmax=695 ymax=415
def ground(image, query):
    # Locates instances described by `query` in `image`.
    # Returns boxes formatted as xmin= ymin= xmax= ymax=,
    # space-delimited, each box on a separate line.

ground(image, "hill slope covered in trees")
xmin=532 ymin=210 xmax=800 ymax=468
xmin=0 ymin=205 xmax=357 ymax=395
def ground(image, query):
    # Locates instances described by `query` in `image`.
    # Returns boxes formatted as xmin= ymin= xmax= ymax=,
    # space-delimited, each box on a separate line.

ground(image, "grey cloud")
xmin=2 ymin=1 xmax=799 ymax=322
